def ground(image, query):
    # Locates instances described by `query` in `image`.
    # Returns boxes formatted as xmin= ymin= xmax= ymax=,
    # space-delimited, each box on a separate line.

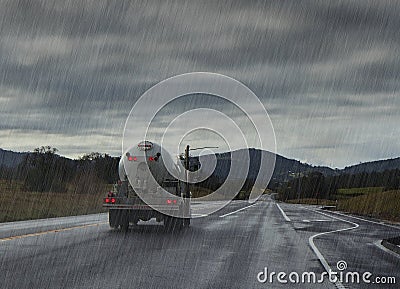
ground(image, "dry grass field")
xmin=0 ymin=180 xmax=108 ymax=222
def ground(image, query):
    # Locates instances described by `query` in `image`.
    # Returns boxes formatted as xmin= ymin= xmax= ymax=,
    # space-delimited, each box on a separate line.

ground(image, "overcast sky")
xmin=0 ymin=0 xmax=399 ymax=168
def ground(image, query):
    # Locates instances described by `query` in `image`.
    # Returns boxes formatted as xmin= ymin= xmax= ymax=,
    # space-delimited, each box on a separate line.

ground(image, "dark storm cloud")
xmin=0 ymin=0 xmax=132 ymax=36
xmin=0 ymin=0 xmax=399 ymax=166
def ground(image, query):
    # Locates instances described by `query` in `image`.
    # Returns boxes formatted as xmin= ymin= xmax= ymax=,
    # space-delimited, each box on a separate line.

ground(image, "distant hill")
xmin=0 ymin=148 xmax=27 ymax=168
xmin=190 ymin=148 xmax=336 ymax=186
xmin=342 ymin=157 xmax=400 ymax=174
xmin=271 ymin=152 xmax=336 ymax=181
xmin=190 ymin=149 xmax=400 ymax=187
xmin=1 ymin=147 xmax=399 ymax=183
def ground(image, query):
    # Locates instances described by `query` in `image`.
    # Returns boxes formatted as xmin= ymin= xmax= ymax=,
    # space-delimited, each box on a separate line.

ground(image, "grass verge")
xmin=335 ymin=187 xmax=384 ymax=199
xmin=0 ymin=180 xmax=108 ymax=223
xmin=337 ymin=190 xmax=400 ymax=222
xmin=286 ymin=198 xmax=337 ymax=206
xmin=190 ymin=186 xmax=229 ymax=200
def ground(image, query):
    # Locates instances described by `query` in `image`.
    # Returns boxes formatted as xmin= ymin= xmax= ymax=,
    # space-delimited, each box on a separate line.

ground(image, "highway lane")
xmin=278 ymin=203 xmax=400 ymax=289
xmin=1 ymin=197 xmax=398 ymax=289
xmin=0 ymin=213 xmax=108 ymax=240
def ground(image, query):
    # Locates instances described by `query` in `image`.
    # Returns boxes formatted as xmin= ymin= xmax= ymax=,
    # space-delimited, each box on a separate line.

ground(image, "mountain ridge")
xmin=1 ymin=148 xmax=399 ymax=182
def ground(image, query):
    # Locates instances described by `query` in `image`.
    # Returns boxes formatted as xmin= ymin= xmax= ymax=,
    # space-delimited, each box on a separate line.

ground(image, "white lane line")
xmin=323 ymin=209 xmax=400 ymax=261
xmin=276 ymin=203 xmax=291 ymax=221
xmin=219 ymin=203 xmax=257 ymax=218
xmin=324 ymin=210 xmax=400 ymax=230
xmin=191 ymin=213 xmax=208 ymax=217
xmin=303 ymin=219 xmax=331 ymax=223
xmin=0 ymin=222 xmax=107 ymax=242
xmin=374 ymin=241 xmax=400 ymax=259
xmin=304 ymin=208 xmax=359 ymax=289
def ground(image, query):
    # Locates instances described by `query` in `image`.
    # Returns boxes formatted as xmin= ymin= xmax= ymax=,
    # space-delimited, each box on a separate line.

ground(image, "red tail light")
xmin=111 ymin=198 xmax=116 ymax=204
xmin=167 ymin=199 xmax=172 ymax=204
xmin=105 ymin=198 xmax=110 ymax=203
xmin=127 ymin=153 xmax=138 ymax=161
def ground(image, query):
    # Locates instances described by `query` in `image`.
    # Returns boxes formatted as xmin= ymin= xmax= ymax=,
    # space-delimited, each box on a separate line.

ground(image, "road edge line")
xmin=219 ymin=203 xmax=257 ymax=218
xmin=304 ymin=208 xmax=359 ymax=289
xmin=276 ymin=203 xmax=291 ymax=221
xmin=374 ymin=240 xmax=400 ymax=259
xmin=0 ymin=222 xmax=107 ymax=242
xmin=322 ymin=210 xmax=400 ymax=230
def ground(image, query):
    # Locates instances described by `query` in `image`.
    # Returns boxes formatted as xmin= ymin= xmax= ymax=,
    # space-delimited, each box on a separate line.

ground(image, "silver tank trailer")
xmin=119 ymin=141 xmax=183 ymax=195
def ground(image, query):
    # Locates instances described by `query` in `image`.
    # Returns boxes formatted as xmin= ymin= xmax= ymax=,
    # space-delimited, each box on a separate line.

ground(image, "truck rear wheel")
xmin=120 ymin=211 xmax=129 ymax=232
xmin=164 ymin=216 xmax=183 ymax=231
xmin=109 ymin=210 xmax=119 ymax=229
xmin=176 ymin=218 xmax=184 ymax=230
xmin=183 ymin=218 xmax=190 ymax=227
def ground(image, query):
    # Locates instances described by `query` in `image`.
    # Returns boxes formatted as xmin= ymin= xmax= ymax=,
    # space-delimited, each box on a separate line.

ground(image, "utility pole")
xmin=181 ymin=145 xmax=218 ymax=225
xmin=185 ymin=144 xmax=190 ymax=199
xmin=297 ymin=163 xmax=301 ymax=203
xmin=182 ymin=145 xmax=191 ymax=227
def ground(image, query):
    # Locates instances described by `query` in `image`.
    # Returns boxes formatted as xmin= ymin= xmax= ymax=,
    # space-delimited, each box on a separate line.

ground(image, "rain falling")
xmin=0 ymin=1 xmax=399 ymax=288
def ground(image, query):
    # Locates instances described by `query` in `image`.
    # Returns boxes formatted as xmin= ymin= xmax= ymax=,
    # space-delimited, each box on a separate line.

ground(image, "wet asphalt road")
xmin=1 ymin=196 xmax=399 ymax=289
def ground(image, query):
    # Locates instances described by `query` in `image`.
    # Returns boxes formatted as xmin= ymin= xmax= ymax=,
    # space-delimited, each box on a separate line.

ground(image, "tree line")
xmin=277 ymin=169 xmax=400 ymax=201
xmin=2 ymin=146 xmax=399 ymax=199
xmin=0 ymin=146 xmax=119 ymax=194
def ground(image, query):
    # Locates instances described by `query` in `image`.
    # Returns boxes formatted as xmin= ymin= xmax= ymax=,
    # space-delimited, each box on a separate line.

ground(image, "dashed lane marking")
xmin=219 ymin=203 xmax=258 ymax=218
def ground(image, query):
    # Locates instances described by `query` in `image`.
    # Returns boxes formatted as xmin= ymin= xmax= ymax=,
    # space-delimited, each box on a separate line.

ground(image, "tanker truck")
xmin=103 ymin=141 xmax=191 ymax=231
